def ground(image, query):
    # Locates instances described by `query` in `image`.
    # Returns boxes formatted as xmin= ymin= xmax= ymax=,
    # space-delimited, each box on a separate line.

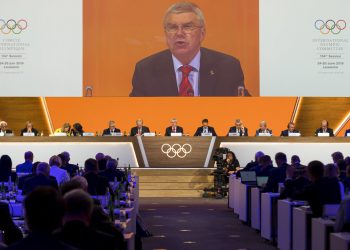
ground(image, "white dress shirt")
xmin=50 ymin=165 xmax=70 ymax=186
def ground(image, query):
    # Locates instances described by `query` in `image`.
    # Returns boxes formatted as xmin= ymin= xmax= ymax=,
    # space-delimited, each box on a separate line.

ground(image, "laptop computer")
xmin=240 ymin=171 xmax=257 ymax=185
xmin=257 ymin=176 xmax=269 ymax=187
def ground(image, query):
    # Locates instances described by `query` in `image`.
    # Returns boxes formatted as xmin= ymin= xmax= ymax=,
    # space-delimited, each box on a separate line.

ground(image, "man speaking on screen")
xmin=130 ymin=2 xmax=246 ymax=97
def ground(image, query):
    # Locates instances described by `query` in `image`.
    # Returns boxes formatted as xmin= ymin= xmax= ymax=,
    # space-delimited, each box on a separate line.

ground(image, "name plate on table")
xmin=110 ymin=132 xmax=123 ymax=136
xmin=228 ymin=132 xmax=240 ymax=137
xmin=171 ymin=132 xmax=183 ymax=137
xmin=318 ymin=133 xmax=330 ymax=137
xmin=23 ymin=132 xmax=35 ymax=137
xmin=347 ymin=133 xmax=350 ymax=137
xmin=0 ymin=132 xmax=4 ymax=137
xmin=53 ymin=132 xmax=67 ymax=136
xmin=83 ymin=132 xmax=95 ymax=136
xmin=288 ymin=132 xmax=301 ymax=137
xmin=143 ymin=132 xmax=155 ymax=137
xmin=201 ymin=132 xmax=213 ymax=136
xmin=258 ymin=133 xmax=272 ymax=137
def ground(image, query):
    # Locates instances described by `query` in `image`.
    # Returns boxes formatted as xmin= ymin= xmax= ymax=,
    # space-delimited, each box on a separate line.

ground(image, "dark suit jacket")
xmin=99 ymin=169 xmax=126 ymax=182
xmin=54 ymin=220 xmax=119 ymax=250
xmin=130 ymin=126 xmax=150 ymax=136
xmin=20 ymin=128 xmax=39 ymax=136
xmin=102 ymin=128 xmax=121 ymax=136
xmin=345 ymin=129 xmax=350 ymax=137
xmin=7 ymin=232 xmax=76 ymax=250
xmin=296 ymin=177 xmax=342 ymax=217
xmin=22 ymin=174 xmax=58 ymax=195
xmin=315 ymin=128 xmax=334 ymax=137
xmin=263 ymin=163 xmax=288 ymax=193
xmin=194 ymin=126 xmax=217 ymax=136
xmin=165 ymin=126 xmax=184 ymax=136
xmin=84 ymin=172 xmax=110 ymax=196
xmin=62 ymin=163 xmax=79 ymax=178
xmin=227 ymin=126 xmax=248 ymax=136
xmin=130 ymin=47 xmax=245 ymax=97
xmin=280 ymin=129 xmax=300 ymax=137
xmin=256 ymin=129 xmax=272 ymax=136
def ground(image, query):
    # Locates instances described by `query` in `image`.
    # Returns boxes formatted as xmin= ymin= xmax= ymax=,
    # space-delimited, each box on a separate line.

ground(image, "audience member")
xmin=49 ymin=155 xmax=70 ymax=186
xmin=263 ymin=152 xmax=289 ymax=192
xmin=83 ymin=158 xmax=110 ymax=195
xmin=18 ymin=161 xmax=40 ymax=190
xmin=334 ymin=195 xmax=350 ymax=232
xmin=337 ymin=159 xmax=347 ymax=181
xmin=16 ymin=151 xmax=34 ymax=174
xmin=254 ymin=155 xmax=274 ymax=176
xmin=296 ymin=161 xmax=342 ymax=217
xmin=280 ymin=165 xmax=311 ymax=199
xmin=22 ymin=162 xmax=58 ymax=195
xmin=95 ymin=153 xmax=105 ymax=162
xmin=54 ymin=189 xmax=119 ymax=250
xmin=0 ymin=155 xmax=17 ymax=183
xmin=0 ymin=202 xmax=23 ymax=245
xmin=342 ymin=165 xmax=350 ymax=192
xmin=58 ymin=152 xmax=79 ymax=178
xmin=324 ymin=163 xmax=339 ymax=178
xmin=7 ymin=187 xmax=75 ymax=250
xmin=99 ymin=159 xmax=125 ymax=182
xmin=332 ymin=151 xmax=344 ymax=164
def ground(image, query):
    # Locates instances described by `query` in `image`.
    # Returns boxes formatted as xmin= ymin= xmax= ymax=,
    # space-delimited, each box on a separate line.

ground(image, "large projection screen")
xmin=0 ymin=0 xmax=82 ymax=96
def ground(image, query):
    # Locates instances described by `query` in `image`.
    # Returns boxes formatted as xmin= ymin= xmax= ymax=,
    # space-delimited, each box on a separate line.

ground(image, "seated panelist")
xmin=280 ymin=122 xmax=300 ymax=136
xmin=345 ymin=128 xmax=350 ymax=137
xmin=21 ymin=121 xmax=39 ymax=136
xmin=54 ymin=122 xmax=71 ymax=136
xmin=165 ymin=118 xmax=184 ymax=136
xmin=194 ymin=118 xmax=217 ymax=136
xmin=315 ymin=120 xmax=334 ymax=137
xmin=0 ymin=121 xmax=13 ymax=135
xmin=227 ymin=119 xmax=248 ymax=136
xmin=130 ymin=119 xmax=150 ymax=136
xmin=102 ymin=120 xmax=121 ymax=136
xmin=255 ymin=120 xmax=272 ymax=136
xmin=71 ymin=123 xmax=84 ymax=136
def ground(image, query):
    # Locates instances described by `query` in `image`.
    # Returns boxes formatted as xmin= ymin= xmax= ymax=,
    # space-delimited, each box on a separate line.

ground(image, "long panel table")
xmin=1 ymin=136 xmax=350 ymax=168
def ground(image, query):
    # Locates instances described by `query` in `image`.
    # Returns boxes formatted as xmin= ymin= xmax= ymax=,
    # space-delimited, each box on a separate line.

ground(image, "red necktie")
xmin=179 ymin=65 xmax=194 ymax=96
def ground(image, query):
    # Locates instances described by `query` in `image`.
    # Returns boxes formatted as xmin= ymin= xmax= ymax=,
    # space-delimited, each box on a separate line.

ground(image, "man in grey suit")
xmin=130 ymin=2 xmax=246 ymax=97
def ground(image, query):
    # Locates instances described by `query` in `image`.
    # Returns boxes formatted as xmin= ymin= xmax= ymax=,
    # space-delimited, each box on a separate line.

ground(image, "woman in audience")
xmin=0 ymin=155 xmax=17 ymax=183
xmin=54 ymin=122 xmax=72 ymax=135
xmin=0 ymin=202 xmax=23 ymax=246
xmin=20 ymin=121 xmax=39 ymax=136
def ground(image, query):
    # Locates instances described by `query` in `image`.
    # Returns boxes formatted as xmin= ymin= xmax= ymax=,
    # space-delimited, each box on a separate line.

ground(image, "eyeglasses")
xmin=165 ymin=23 xmax=202 ymax=34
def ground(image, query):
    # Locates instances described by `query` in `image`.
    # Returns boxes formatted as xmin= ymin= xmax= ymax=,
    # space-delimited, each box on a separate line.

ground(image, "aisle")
xmin=139 ymin=198 xmax=276 ymax=250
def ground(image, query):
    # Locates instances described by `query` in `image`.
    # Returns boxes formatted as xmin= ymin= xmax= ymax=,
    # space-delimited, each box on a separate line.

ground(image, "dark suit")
xmin=194 ymin=126 xmax=217 ymax=136
xmin=263 ymin=163 xmax=288 ymax=193
xmin=130 ymin=126 xmax=150 ymax=136
xmin=280 ymin=129 xmax=300 ymax=137
xmin=84 ymin=172 xmax=110 ymax=196
xmin=20 ymin=128 xmax=39 ymax=136
xmin=7 ymin=232 xmax=76 ymax=250
xmin=315 ymin=128 xmax=334 ymax=137
xmin=54 ymin=220 xmax=119 ymax=250
xmin=227 ymin=126 xmax=248 ymax=136
xmin=130 ymin=47 xmax=246 ymax=97
xmin=344 ymin=129 xmax=350 ymax=137
xmin=102 ymin=128 xmax=121 ymax=136
xmin=22 ymin=174 xmax=58 ymax=195
xmin=296 ymin=177 xmax=342 ymax=217
xmin=62 ymin=163 xmax=79 ymax=178
xmin=165 ymin=126 xmax=184 ymax=136
xmin=0 ymin=129 xmax=13 ymax=134
xmin=99 ymin=169 xmax=126 ymax=182
xmin=256 ymin=129 xmax=272 ymax=136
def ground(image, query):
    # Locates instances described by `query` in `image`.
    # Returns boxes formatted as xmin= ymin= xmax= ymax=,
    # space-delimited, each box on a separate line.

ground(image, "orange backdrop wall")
xmin=45 ymin=97 xmax=296 ymax=136
xmin=84 ymin=0 xmax=259 ymax=96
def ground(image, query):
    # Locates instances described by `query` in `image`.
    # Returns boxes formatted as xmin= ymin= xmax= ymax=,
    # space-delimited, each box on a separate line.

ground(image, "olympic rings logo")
xmin=0 ymin=19 xmax=28 ymax=35
xmin=314 ymin=19 xmax=346 ymax=35
xmin=161 ymin=143 xmax=192 ymax=158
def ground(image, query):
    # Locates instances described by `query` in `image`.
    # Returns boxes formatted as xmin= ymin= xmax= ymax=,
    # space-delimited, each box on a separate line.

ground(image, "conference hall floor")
xmin=140 ymin=197 xmax=276 ymax=250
